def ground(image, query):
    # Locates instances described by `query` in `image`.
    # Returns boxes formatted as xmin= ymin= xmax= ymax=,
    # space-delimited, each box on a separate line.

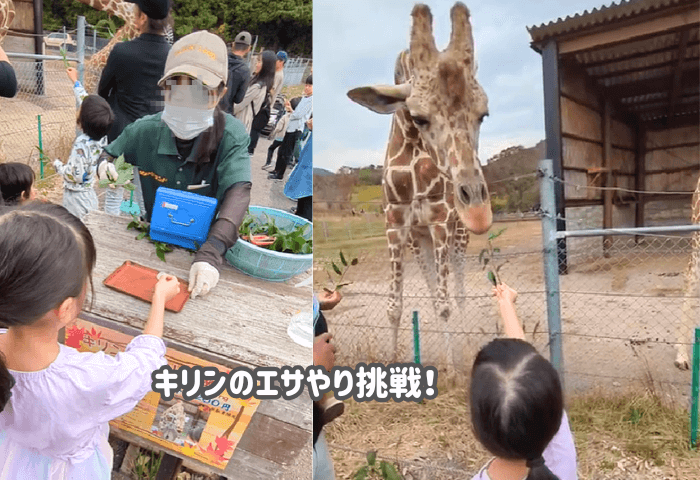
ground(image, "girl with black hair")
xmin=234 ymin=50 xmax=277 ymax=140
xmin=0 ymin=202 xmax=180 ymax=478
xmin=0 ymin=162 xmax=36 ymax=205
xmin=469 ymin=284 xmax=577 ymax=480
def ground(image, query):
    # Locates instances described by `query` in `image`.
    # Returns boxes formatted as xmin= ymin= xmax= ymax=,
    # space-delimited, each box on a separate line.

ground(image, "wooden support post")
xmin=155 ymin=453 xmax=183 ymax=480
xmin=602 ymin=99 xmax=613 ymax=257
xmin=635 ymin=125 xmax=647 ymax=243
xmin=542 ymin=40 xmax=568 ymax=274
xmin=119 ymin=443 xmax=141 ymax=475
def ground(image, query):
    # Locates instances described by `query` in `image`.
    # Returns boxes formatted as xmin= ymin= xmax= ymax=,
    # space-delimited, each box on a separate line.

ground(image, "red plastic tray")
xmin=103 ymin=261 xmax=189 ymax=313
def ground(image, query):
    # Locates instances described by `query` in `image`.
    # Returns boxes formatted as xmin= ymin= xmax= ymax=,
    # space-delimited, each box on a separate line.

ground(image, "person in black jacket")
xmin=221 ymin=31 xmax=252 ymax=114
xmin=0 ymin=46 xmax=17 ymax=98
xmin=97 ymin=0 xmax=171 ymax=142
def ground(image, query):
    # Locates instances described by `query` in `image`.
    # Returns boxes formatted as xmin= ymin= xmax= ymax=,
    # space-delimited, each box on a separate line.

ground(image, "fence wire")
xmin=0 ymin=59 xmax=81 ymax=172
xmin=314 ymin=176 xmax=696 ymax=402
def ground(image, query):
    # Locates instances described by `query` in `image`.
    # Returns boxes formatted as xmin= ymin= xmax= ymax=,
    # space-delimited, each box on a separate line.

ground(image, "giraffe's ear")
xmin=347 ymin=83 xmax=411 ymax=114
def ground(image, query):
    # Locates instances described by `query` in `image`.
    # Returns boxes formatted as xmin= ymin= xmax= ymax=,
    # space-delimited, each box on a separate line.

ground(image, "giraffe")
xmin=347 ymin=3 xmax=491 ymax=373
xmin=74 ymin=0 xmax=139 ymax=93
xmin=676 ymin=175 xmax=700 ymax=370
xmin=0 ymin=0 xmax=14 ymax=46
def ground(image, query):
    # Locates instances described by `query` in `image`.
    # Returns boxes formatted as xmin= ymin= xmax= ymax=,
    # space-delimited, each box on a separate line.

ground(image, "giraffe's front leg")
xmin=386 ymin=227 xmax=406 ymax=363
xmin=430 ymin=223 xmax=453 ymax=377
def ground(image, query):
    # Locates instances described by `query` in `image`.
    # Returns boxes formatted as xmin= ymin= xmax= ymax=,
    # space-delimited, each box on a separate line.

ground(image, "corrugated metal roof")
xmin=531 ymin=0 xmax=699 ymax=127
xmin=528 ymin=0 xmax=697 ymax=44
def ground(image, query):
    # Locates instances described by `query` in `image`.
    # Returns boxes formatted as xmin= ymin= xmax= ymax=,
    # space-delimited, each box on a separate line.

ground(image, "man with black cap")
xmin=98 ymin=0 xmax=171 ymax=142
xmin=221 ymin=31 xmax=252 ymax=115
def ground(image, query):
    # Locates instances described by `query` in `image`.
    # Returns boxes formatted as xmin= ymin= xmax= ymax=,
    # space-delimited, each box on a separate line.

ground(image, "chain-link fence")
xmin=282 ymin=57 xmax=312 ymax=86
xmin=314 ymin=168 xmax=697 ymax=405
xmin=0 ymin=56 xmax=79 ymax=176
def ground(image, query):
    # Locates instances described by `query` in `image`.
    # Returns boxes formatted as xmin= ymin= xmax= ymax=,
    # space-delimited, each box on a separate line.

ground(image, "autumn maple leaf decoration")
xmin=65 ymin=326 xmax=85 ymax=348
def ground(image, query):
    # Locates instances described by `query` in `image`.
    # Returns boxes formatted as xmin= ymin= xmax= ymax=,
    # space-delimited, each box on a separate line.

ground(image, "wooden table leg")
xmin=155 ymin=453 xmax=183 ymax=480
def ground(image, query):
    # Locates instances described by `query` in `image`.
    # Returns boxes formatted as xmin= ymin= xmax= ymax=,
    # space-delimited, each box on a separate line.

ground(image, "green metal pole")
xmin=691 ymin=326 xmax=699 ymax=449
xmin=37 ymin=115 xmax=44 ymax=179
xmin=412 ymin=311 xmax=421 ymax=364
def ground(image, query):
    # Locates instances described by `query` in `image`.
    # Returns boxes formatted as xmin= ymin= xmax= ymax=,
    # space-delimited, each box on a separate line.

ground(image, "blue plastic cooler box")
xmin=149 ymin=187 xmax=218 ymax=250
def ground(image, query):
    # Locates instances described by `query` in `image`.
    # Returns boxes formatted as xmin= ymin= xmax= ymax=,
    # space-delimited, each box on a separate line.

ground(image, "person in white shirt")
xmin=268 ymin=75 xmax=312 ymax=180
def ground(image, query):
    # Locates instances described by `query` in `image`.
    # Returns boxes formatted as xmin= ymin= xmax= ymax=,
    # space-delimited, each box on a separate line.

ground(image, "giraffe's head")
xmin=348 ymin=2 xmax=491 ymax=234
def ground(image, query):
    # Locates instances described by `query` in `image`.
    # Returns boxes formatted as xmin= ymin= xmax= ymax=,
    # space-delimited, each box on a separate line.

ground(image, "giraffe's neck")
xmin=74 ymin=0 xmax=138 ymax=92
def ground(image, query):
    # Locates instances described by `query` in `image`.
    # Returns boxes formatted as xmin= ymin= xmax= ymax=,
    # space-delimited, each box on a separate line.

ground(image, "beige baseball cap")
xmin=158 ymin=31 xmax=228 ymax=88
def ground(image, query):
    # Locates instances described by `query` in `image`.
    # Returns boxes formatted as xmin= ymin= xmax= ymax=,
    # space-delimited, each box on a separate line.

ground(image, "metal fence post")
xmin=412 ymin=311 xmax=421 ymax=364
xmin=77 ymin=16 xmax=85 ymax=85
xmin=539 ymin=159 xmax=564 ymax=386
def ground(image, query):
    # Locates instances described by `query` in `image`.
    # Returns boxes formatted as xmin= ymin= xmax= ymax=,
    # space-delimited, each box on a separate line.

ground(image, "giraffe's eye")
xmin=412 ymin=116 xmax=430 ymax=127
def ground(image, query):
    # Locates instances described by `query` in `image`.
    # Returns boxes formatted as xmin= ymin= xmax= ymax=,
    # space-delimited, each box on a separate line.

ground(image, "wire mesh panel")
xmin=0 ymin=59 xmax=79 ymax=170
xmin=314 ymin=212 xmax=549 ymax=380
xmin=282 ymin=58 xmax=312 ymax=86
xmin=314 ymin=171 xmax=697 ymax=403
xmin=557 ymin=233 xmax=695 ymax=403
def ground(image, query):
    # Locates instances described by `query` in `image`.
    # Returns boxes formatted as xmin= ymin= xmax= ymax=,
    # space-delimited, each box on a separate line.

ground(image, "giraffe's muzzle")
xmin=455 ymin=182 xmax=492 ymax=234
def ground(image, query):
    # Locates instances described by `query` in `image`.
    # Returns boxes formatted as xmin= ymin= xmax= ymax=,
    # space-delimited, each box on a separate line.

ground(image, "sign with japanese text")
xmin=68 ymin=317 xmax=261 ymax=469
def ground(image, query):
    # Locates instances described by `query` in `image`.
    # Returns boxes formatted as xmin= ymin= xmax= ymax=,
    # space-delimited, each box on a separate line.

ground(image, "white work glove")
xmin=98 ymin=161 xmax=118 ymax=182
xmin=52 ymin=159 xmax=63 ymax=172
xmin=188 ymin=262 xmax=219 ymax=299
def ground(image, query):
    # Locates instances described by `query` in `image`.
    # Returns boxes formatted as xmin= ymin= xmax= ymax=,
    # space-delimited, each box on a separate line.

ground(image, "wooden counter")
xmin=79 ymin=211 xmax=312 ymax=479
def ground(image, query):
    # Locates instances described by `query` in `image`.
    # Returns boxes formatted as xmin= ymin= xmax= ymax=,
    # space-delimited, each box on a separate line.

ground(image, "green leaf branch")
xmin=99 ymin=154 xmax=135 ymax=192
xmin=126 ymin=214 xmax=173 ymax=262
xmin=325 ymin=250 xmax=358 ymax=293
xmin=353 ymin=450 xmax=402 ymax=480
xmin=478 ymin=227 xmax=507 ymax=286
xmin=238 ymin=212 xmax=312 ymax=254
xmin=59 ymin=47 xmax=70 ymax=68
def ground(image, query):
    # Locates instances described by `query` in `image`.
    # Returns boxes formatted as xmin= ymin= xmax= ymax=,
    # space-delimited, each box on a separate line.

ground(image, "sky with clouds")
xmin=313 ymin=0 xmax=611 ymax=173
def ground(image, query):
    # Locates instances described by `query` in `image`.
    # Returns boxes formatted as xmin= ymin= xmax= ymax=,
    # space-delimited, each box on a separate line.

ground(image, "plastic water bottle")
xmin=104 ymin=186 xmax=124 ymax=216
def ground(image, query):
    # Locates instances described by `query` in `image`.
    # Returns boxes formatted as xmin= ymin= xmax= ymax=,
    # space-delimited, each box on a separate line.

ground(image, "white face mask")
xmin=161 ymin=82 xmax=219 ymax=140
xmin=162 ymin=104 xmax=214 ymax=140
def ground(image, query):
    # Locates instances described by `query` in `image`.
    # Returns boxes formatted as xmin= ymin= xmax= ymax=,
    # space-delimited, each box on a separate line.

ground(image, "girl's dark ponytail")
xmin=0 ymin=353 xmax=14 ymax=413
xmin=525 ymin=456 xmax=560 ymax=480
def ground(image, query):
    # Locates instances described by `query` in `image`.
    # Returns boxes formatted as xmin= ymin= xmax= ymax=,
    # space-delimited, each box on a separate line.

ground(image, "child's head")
xmin=470 ymin=338 xmax=563 ymax=478
xmin=304 ymin=75 xmax=313 ymax=96
xmin=78 ymin=95 xmax=114 ymax=141
xmin=290 ymin=96 xmax=302 ymax=110
xmin=0 ymin=202 xmax=96 ymax=331
xmin=0 ymin=162 xmax=36 ymax=205
xmin=0 ymin=202 xmax=96 ymax=412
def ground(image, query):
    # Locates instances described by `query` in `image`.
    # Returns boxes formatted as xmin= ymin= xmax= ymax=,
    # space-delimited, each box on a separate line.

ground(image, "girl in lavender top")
xmin=470 ymin=284 xmax=578 ymax=480
xmin=0 ymin=202 xmax=180 ymax=479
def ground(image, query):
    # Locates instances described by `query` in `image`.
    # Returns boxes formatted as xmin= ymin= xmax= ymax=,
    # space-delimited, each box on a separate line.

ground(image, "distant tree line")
xmin=43 ymin=0 xmax=312 ymax=56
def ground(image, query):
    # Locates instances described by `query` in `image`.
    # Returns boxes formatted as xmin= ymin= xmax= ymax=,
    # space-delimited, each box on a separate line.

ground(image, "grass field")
xmin=350 ymin=184 xmax=383 ymax=213
xmin=327 ymin=386 xmax=699 ymax=479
